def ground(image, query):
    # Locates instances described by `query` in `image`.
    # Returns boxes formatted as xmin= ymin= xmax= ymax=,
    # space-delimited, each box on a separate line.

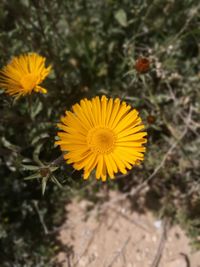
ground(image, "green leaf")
xmin=49 ymin=166 xmax=59 ymax=172
xmin=33 ymin=143 xmax=44 ymax=166
xmin=22 ymin=165 xmax=40 ymax=171
xmin=32 ymin=101 xmax=43 ymax=119
xmin=31 ymin=133 xmax=49 ymax=146
xmin=42 ymin=177 xmax=49 ymax=195
xmin=24 ymin=173 xmax=41 ymax=180
xmin=114 ymin=9 xmax=127 ymax=27
xmin=1 ymin=137 xmax=20 ymax=152
xmin=51 ymin=175 xmax=62 ymax=188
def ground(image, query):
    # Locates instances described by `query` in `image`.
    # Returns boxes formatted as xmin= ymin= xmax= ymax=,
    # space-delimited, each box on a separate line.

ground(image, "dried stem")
xmin=106 ymin=237 xmax=131 ymax=267
xmin=150 ymin=218 xmax=170 ymax=267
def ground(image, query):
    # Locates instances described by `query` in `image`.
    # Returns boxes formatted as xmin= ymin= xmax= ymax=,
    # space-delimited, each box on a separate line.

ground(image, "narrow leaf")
xmin=51 ymin=175 xmax=62 ymax=188
xmin=24 ymin=173 xmax=41 ymax=180
xmin=22 ymin=165 xmax=40 ymax=171
xmin=114 ymin=9 xmax=127 ymax=27
xmin=49 ymin=166 xmax=59 ymax=172
xmin=42 ymin=177 xmax=48 ymax=195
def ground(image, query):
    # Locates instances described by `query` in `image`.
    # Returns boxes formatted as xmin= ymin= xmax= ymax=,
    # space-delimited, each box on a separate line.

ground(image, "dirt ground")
xmin=57 ymin=191 xmax=200 ymax=267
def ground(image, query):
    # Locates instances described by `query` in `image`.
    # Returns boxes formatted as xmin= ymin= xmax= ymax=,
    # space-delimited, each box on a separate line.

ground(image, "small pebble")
xmin=152 ymin=235 xmax=157 ymax=242
xmin=154 ymin=220 xmax=162 ymax=229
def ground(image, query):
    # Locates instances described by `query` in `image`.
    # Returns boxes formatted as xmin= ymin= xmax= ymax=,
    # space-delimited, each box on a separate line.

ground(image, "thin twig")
xmin=74 ymin=219 xmax=104 ymax=267
xmin=108 ymin=205 xmax=152 ymax=233
xmin=179 ymin=253 xmax=190 ymax=267
xmin=150 ymin=218 xmax=170 ymax=267
xmin=33 ymin=200 xmax=49 ymax=234
xmin=106 ymin=237 xmax=131 ymax=267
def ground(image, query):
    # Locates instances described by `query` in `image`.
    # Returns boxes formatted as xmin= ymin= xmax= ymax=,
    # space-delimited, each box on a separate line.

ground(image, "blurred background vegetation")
xmin=0 ymin=0 xmax=200 ymax=266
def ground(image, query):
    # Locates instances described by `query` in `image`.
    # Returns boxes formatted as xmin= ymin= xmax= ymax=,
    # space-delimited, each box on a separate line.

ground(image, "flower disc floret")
xmin=87 ymin=127 xmax=116 ymax=154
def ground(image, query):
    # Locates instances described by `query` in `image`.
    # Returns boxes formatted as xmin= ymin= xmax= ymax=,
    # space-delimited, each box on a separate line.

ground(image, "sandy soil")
xmin=57 ymin=191 xmax=200 ymax=267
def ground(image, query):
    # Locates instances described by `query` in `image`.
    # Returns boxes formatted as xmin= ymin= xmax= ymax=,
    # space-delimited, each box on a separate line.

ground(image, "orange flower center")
xmin=87 ymin=127 xmax=116 ymax=154
xmin=20 ymin=73 xmax=39 ymax=92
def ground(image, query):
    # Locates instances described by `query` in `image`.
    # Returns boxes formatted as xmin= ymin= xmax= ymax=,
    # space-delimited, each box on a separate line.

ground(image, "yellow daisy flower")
xmin=0 ymin=53 xmax=51 ymax=98
xmin=56 ymin=96 xmax=147 ymax=181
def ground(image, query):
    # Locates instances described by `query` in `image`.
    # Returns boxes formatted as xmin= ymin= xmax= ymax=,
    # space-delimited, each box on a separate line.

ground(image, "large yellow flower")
xmin=0 ymin=53 xmax=51 ymax=98
xmin=56 ymin=96 xmax=147 ymax=181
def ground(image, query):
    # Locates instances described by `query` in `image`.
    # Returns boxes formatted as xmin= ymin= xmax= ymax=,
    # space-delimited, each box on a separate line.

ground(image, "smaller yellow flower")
xmin=0 ymin=53 xmax=51 ymax=98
